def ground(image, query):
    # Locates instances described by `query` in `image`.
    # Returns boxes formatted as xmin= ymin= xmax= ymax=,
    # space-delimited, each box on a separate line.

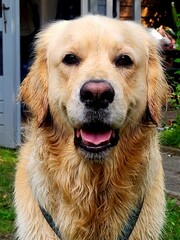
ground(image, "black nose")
xmin=80 ymin=80 xmax=115 ymax=109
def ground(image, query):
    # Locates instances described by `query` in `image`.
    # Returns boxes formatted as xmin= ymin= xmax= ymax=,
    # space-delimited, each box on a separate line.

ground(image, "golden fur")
xmin=15 ymin=15 xmax=169 ymax=240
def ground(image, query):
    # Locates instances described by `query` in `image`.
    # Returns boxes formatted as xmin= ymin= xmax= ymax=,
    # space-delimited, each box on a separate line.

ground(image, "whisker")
xmin=121 ymin=107 xmax=157 ymax=128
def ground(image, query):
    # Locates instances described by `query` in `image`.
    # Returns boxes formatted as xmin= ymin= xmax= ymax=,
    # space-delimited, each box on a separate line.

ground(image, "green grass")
xmin=0 ymin=147 xmax=179 ymax=239
xmin=163 ymin=198 xmax=180 ymax=240
xmin=0 ymin=147 xmax=17 ymax=233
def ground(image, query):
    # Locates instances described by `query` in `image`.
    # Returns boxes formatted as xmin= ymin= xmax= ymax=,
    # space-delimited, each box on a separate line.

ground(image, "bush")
xmin=159 ymin=114 xmax=180 ymax=148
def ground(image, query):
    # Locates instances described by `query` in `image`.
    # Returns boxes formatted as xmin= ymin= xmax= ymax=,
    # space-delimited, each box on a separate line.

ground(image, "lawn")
xmin=163 ymin=198 xmax=180 ymax=240
xmin=0 ymin=148 xmax=17 ymax=234
xmin=0 ymin=147 xmax=179 ymax=239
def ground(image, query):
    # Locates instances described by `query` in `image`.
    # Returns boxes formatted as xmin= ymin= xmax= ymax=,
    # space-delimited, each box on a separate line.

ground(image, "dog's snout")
xmin=80 ymin=80 xmax=115 ymax=109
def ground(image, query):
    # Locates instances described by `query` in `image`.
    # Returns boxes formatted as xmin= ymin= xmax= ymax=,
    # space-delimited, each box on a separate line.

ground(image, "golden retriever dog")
xmin=15 ymin=15 xmax=169 ymax=240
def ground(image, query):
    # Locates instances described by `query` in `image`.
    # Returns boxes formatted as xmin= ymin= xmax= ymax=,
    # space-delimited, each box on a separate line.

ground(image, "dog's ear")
xmin=20 ymin=35 xmax=49 ymax=126
xmin=146 ymin=39 xmax=170 ymax=125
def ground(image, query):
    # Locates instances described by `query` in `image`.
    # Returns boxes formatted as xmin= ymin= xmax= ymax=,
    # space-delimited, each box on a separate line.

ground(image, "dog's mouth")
xmin=74 ymin=123 xmax=119 ymax=160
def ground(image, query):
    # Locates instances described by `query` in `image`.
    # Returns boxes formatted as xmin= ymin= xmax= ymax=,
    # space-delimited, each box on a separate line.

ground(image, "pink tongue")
xmin=80 ymin=129 xmax=112 ymax=145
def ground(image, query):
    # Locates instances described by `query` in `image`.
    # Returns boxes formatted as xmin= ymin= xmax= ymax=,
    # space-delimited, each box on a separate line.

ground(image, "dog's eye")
xmin=62 ymin=54 xmax=80 ymax=65
xmin=114 ymin=55 xmax=133 ymax=67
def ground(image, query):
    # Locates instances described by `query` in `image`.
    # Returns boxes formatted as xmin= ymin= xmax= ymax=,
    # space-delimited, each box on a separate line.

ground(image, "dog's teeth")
xmin=112 ymin=130 xmax=115 ymax=138
xmin=76 ymin=129 xmax=81 ymax=138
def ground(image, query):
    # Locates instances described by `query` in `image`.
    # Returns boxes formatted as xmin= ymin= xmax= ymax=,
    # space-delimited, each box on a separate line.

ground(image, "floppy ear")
xmin=146 ymin=40 xmax=170 ymax=125
xmin=20 ymin=36 xmax=48 ymax=126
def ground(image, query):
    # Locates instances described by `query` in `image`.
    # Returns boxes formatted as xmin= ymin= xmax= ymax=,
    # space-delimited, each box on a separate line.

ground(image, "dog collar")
xmin=39 ymin=204 xmax=64 ymax=240
xmin=39 ymin=199 xmax=144 ymax=240
xmin=117 ymin=199 xmax=144 ymax=240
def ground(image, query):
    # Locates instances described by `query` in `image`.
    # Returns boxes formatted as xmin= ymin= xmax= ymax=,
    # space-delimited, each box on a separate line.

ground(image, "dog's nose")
xmin=80 ymin=80 xmax=115 ymax=109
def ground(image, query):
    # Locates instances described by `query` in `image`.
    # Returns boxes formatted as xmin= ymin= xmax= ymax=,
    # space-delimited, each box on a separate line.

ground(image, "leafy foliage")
xmin=169 ymin=83 xmax=180 ymax=110
xmin=160 ymin=5 xmax=180 ymax=149
xmin=159 ymin=114 xmax=180 ymax=148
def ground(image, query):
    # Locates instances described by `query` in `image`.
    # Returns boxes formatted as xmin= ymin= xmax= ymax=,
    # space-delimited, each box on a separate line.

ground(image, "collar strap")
xmin=39 ymin=199 xmax=144 ymax=240
xmin=39 ymin=204 xmax=63 ymax=240
xmin=117 ymin=198 xmax=144 ymax=240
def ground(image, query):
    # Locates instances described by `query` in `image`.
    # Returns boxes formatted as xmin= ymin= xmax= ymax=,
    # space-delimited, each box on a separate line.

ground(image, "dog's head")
xmin=20 ymin=16 xmax=169 ymax=161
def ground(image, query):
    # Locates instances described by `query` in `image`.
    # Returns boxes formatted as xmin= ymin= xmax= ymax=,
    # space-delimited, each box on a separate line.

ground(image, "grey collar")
xmin=117 ymin=199 xmax=144 ymax=240
xmin=39 ymin=198 xmax=144 ymax=240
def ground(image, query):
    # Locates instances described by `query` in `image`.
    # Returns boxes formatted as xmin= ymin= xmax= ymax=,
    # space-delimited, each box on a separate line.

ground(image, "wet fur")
xmin=15 ymin=16 xmax=169 ymax=240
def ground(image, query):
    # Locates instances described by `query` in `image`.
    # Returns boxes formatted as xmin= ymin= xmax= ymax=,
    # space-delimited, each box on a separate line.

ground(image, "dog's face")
xmin=20 ymin=16 xmax=168 ymax=161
